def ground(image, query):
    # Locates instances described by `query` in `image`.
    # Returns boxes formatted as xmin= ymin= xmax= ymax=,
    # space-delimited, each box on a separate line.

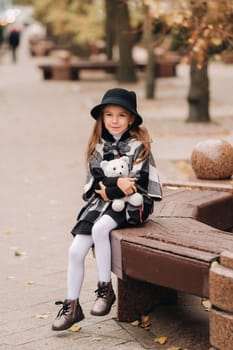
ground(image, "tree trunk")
xmin=105 ymin=0 xmax=116 ymax=60
xmin=187 ymin=56 xmax=210 ymax=122
xmin=143 ymin=4 xmax=155 ymax=99
xmin=115 ymin=0 xmax=137 ymax=83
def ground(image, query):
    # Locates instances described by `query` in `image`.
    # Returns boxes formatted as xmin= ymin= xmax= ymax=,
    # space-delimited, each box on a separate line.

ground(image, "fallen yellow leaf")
xmin=131 ymin=320 xmax=140 ymax=327
xmin=25 ymin=280 xmax=34 ymax=285
xmin=14 ymin=250 xmax=27 ymax=257
xmin=166 ymin=347 xmax=181 ymax=350
xmin=140 ymin=315 xmax=151 ymax=329
xmin=154 ymin=336 xmax=168 ymax=345
xmin=36 ymin=313 xmax=49 ymax=319
xmin=93 ymin=337 xmax=103 ymax=341
xmin=201 ymin=298 xmax=211 ymax=311
xmin=14 ymin=250 xmax=22 ymax=256
xmin=69 ymin=325 xmax=81 ymax=332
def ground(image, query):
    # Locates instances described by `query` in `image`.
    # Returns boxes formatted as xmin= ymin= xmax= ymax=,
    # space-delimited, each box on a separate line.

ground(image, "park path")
xmin=0 ymin=27 xmax=232 ymax=350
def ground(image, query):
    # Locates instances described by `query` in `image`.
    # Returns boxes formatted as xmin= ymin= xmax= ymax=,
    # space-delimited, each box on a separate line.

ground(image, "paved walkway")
xmin=0 ymin=29 xmax=233 ymax=350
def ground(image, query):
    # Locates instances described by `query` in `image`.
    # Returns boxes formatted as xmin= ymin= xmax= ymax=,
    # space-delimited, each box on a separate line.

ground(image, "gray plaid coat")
xmin=71 ymin=130 xmax=162 ymax=235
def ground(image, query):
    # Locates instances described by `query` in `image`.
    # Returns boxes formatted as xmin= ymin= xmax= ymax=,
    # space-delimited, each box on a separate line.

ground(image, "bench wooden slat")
xmin=126 ymin=236 xmax=218 ymax=261
xmin=112 ymin=219 xmax=221 ymax=260
xmin=158 ymin=188 xmax=232 ymax=204
xmin=71 ymin=60 xmax=117 ymax=70
xmin=111 ymin=217 xmax=233 ymax=297
xmin=122 ymin=241 xmax=210 ymax=297
xmin=115 ymin=218 xmax=233 ymax=255
xmin=155 ymin=189 xmax=233 ymax=230
xmin=156 ymin=189 xmax=232 ymax=212
xmin=143 ymin=218 xmax=233 ymax=252
xmin=111 ymin=228 xmax=217 ymax=282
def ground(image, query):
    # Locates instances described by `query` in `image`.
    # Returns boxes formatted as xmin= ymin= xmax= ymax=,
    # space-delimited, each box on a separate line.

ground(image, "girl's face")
xmin=102 ymin=104 xmax=134 ymax=136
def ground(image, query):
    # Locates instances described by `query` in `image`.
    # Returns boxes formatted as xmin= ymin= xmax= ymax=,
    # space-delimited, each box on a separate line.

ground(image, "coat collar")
xmin=102 ymin=126 xmax=131 ymax=143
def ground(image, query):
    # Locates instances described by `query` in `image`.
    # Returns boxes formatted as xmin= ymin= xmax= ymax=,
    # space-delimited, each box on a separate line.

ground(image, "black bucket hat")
xmin=90 ymin=88 xmax=143 ymax=126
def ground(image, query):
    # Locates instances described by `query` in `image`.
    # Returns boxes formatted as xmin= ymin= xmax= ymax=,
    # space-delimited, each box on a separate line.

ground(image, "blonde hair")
xmin=86 ymin=115 xmax=151 ymax=164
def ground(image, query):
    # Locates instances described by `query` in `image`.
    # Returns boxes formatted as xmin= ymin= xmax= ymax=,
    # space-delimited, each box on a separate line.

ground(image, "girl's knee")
xmin=69 ymin=242 xmax=79 ymax=262
xmin=68 ymin=235 xmax=92 ymax=263
xmin=92 ymin=223 xmax=109 ymax=243
xmin=92 ymin=216 xmax=117 ymax=243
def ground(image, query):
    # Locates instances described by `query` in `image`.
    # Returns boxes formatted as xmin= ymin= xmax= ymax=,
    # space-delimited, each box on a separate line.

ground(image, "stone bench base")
xmin=209 ymin=251 xmax=233 ymax=350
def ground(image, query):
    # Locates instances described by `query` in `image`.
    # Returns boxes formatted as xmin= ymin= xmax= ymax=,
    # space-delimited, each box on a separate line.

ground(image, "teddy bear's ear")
xmin=120 ymin=156 xmax=129 ymax=164
xmin=100 ymin=160 xmax=108 ymax=172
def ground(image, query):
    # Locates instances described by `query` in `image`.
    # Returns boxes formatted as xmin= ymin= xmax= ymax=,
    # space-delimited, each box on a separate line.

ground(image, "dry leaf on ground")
xmin=25 ymin=280 xmax=34 ymax=285
xmin=201 ymin=298 xmax=212 ymax=311
xmin=131 ymin=315 xmax=151 ymax=329
xmin=154 ymin=336 xmax=168 ymax=344
xmin=14 ymin=250 xmax=27 ymax=257
xmin=69 ymin=325 xmax=81 ymax=332
xmin=166 ymin=347 xmax=181 ymax=350
xmin=140 ymin=315 xmax=151 ymax=329
xmin=36 ymin=313 xmax=49 ymax=319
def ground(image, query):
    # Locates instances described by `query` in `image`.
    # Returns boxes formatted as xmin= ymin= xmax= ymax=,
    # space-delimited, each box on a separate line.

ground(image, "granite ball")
xmin=191 ymin=139 xmax=233 ymax=180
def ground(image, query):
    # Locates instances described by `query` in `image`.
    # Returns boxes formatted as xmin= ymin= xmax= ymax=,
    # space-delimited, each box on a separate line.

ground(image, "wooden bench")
xmin=38 ymin=60 xmax=118 ymax=81
xmin=37 ymin=56 xmax=180 ymax=81
xmin=111 ymin=188 xmax=233 ymax=350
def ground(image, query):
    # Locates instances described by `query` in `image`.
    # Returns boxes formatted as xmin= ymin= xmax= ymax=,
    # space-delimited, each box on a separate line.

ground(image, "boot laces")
xmin=95 ymin=284 xmax=108 ymax=299
xmin=55 ymin=300 xmax=70 ymax=318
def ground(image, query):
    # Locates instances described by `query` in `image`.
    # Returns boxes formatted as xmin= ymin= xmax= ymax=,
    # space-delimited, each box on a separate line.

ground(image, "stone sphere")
xmin=191 ymin=139 xmax=233 ymax=180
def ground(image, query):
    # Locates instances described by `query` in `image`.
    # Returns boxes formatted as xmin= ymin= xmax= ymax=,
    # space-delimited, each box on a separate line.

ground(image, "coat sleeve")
xmin=129 ymin=145 xmax=163 ymax=201
xmin=82 ymin=150 xmax=103 ymax=201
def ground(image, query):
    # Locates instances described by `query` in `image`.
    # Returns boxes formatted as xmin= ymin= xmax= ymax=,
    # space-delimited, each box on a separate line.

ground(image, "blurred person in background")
xmin=8 ymin=26 xmax=21 ymax=62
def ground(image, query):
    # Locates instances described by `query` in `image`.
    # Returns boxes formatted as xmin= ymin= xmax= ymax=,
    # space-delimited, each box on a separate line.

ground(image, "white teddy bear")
xmin=100 ymin=156 xmax=143 ymax=212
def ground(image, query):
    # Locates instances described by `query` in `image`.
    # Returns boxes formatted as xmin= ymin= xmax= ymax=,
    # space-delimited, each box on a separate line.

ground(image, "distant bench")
xmin=37 ymin=56 xmax=180 ymax=81
xmin=111 ymin=187 xmax=233 ymax=350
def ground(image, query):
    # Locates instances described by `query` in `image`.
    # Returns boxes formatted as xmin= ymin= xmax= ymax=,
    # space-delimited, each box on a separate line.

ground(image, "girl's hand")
xmin=117 ymin=177 xmax=137 ymax=196
xmin=95 ymin=181 xmax=109 ymax=201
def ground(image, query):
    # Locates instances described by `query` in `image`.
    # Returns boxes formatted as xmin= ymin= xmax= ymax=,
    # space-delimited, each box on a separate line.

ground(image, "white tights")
xmin=67 ymin=215 xmax=118 ymax=300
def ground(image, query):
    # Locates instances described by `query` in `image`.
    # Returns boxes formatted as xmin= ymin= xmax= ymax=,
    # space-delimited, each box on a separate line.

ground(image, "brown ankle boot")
xmin=90 ymin=281 xmax=116 ymax=316
xmin=52 ymin=298 xmax=84 ymax=331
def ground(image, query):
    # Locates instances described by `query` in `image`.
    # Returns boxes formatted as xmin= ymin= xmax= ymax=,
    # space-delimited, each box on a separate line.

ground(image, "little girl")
xmin=52 ymin=88 xmax=162 ymax=331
